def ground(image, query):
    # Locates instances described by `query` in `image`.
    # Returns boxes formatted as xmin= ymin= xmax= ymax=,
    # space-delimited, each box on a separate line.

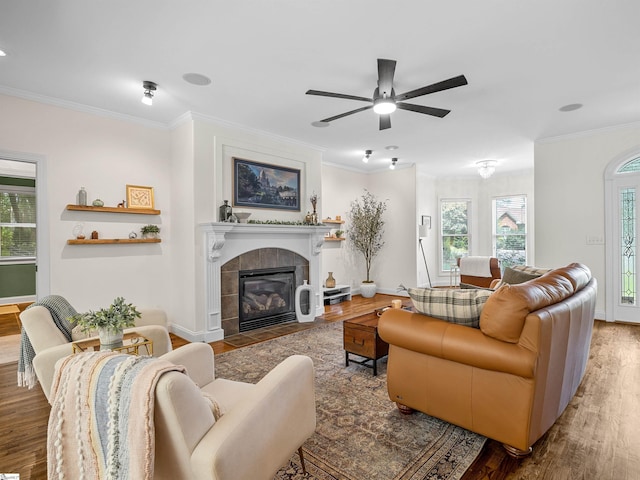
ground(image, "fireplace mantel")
xmin=199 ymin=222 xmax=332 ymax=341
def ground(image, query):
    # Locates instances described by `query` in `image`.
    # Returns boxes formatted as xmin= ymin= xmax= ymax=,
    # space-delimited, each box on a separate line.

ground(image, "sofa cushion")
xmin=407 ymin=287 xmax=493 ymax=328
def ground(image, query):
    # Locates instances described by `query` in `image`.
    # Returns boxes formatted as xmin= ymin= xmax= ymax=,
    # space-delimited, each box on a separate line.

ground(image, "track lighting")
xmin=390 ymin=158 xmax=398 ymax=170
xmin=476 ymin=160 xmax=497 ymax=179
xmin=362 ymin=150 xmax=372 ymax=163
xmin=141 ymin=81 xmax=157 ymax=106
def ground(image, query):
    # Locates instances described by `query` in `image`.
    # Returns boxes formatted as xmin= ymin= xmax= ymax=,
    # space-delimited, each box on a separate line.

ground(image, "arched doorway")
xmin=605 ymin=152 xmax=640 ymax=323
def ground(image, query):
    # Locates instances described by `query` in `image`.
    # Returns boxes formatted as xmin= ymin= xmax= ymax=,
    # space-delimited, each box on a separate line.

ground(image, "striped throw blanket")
xmin=47 ymin=351 xmax=185 ymax=480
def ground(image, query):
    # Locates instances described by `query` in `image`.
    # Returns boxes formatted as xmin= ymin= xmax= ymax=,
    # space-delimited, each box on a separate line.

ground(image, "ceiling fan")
xmin=306 ymin=58 xmax=468 ymax=130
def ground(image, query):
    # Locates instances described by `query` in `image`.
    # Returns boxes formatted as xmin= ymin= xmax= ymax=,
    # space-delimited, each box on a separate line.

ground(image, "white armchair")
xmin=20 ymin=306 xmax=172 ymax=402
xmin=156 ymin=343 xmax=317 ymax=480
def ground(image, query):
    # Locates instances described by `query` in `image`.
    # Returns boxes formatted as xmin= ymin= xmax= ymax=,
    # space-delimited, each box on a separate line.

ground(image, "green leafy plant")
xmin=141 ymin=224 xmax=160 ymax=234
xmin=70 ymin=297 xmax=141 ymax=334
xmin=347 ymin=190 xmax=388 ymax=283
xmin=335 ymin=230 xmax=344 ymax=238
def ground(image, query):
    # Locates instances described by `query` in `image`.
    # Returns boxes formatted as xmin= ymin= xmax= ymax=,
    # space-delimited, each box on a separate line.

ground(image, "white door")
xmin=612 ymin=169 xmax=640 ymax=323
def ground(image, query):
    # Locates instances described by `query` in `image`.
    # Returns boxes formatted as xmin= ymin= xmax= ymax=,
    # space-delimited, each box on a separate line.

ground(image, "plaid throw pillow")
xmin=407 ymin=287 xmax=493 ymax=328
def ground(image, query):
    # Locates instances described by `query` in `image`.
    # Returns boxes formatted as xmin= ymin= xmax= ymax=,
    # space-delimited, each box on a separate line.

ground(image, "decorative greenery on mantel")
xmin=247 ymin=220 xmax=326 ymax=226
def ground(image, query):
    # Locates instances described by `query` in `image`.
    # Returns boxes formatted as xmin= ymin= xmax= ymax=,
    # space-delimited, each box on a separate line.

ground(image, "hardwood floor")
xmin=1 ymin=295 xmax=639 ymax=479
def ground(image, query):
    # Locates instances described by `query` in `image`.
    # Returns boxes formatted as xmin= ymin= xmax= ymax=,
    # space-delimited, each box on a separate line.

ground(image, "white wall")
xmin=0 ymin=94 xmax=172 ymax=312
xmin=535 ymin=123 xmax=640 ymax=319
xmin=321 ymin=163 xmax=417 ymax=295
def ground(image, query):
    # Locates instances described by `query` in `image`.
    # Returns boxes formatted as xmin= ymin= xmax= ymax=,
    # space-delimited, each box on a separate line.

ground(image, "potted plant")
xmin=335 ymin=230 xmax=344 ymax=238
xmin=347 ymin=190 xmax=388 ymax=298
xmin=141 ymin=224 xmax=160 ymax=239
xmin=71 ymin=297 xmax=141 ymax=346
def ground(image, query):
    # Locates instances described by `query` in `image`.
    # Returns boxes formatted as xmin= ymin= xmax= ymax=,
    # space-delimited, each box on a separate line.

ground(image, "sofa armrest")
xmin=379 ymin=309 xmax=536 ymax=378
xmin=161 ymin=343 xmax=215 ymax=388
xmin=190 ymin=355 xmax=316 ymax=480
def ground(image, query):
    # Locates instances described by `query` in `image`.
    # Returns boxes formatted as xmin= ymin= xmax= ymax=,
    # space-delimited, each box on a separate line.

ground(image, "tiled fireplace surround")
xmin=200 ymin=223 xmax=332 ymax=341
xmin=221 ymin=248 xmax=309 ymax=335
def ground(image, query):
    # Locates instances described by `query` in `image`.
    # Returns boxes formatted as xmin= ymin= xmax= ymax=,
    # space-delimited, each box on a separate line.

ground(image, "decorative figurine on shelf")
xmin=91 ymin=230 xmax=99 ymax=240
xmin=72 ymin=223 xmax=85 ymax=239
xmin=128 ymin=231 xmax=137 ymax=239
xmin=304 ymin=212 xmax=313 ymax=225
xmin=118 ymin=200 xmax=126 ymax=208
xmin=310 ymin=193 xmax=318 ymax=225
xmin=219 ymin=200 xmax=232 ymax=222
xmin=78 ymin=187 xmax=87 ymax=206
xmin=92 ymin=198 xmax=104 ymax=207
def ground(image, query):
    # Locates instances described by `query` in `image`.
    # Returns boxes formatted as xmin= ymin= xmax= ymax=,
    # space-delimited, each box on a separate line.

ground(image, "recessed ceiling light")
xmin=0 ymin=49 xmax=7 ymax=57
xmin=385 ymin=145 xmax=399 ymax=151
xmin=311 ymin=121 xmax=330 ymax=128
xmin=559 ymin=103 xmax=583 ymax=112
xmin=182 ymin=73 xmax=212 ymax=86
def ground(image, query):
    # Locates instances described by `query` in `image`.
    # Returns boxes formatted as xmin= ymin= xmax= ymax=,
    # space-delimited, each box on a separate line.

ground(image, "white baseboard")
xmin=169 ymin=324 xmax=225 ymax=343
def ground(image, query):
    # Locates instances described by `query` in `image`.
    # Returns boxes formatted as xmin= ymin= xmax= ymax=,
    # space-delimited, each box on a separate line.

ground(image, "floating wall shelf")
xmin=66 ymin=204 xmax=161 ymax=215
xmin=67 ymin=238 xmax=161 ymax=245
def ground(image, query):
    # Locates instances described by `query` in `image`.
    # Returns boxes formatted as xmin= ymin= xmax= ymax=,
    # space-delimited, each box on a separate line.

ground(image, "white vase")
xmin=360 ymin=282 xmax=377 ymax=298
xmin=98 ymin=327 xmax=124 ymax=348
xmin=295 ymin=280 xmax=315 ymax=323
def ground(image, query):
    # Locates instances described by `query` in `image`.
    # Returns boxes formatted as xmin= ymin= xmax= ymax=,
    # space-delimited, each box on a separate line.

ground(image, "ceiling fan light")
xmin=476 ymin=160 xmax=497 ymax=179
xmin=362 ymin=149 xmax=372 ymax=163
xmin=390 ymin=158 xmax=398 ymax=170
xmin=373 ymin=98 xmax=396 ymax=115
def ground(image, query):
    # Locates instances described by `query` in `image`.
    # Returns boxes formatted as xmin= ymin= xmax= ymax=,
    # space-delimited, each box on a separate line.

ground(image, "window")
xmin=0 ymin=185 xmax=36 ymax=260
xmin=493 ymin=195 xmax=527 ymax=271
xmin=618 ymin=157 xmax=640 ymax=174
xmin=440 ymin=199 xmax=470 ymax=271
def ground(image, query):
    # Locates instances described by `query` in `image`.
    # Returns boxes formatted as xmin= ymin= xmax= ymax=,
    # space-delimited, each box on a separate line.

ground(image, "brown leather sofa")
xmin=378 ymin=263 xmax=597 ymax=456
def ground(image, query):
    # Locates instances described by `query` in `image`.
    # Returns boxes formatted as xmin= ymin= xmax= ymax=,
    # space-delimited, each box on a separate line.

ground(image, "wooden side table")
xmin=72 ymin=331 xmax=153 ymax=356
xmin=0 ymin=304 xmax=21 ymax=329
xmin=343 ymin=312 xmax=389 ymax=376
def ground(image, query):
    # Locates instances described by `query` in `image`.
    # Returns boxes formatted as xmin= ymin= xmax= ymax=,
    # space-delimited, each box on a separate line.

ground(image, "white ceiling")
xmin=1 ymin=1 xmax=639 ymax=176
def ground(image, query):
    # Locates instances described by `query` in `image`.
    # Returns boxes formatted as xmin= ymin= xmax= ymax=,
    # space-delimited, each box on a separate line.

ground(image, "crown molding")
xmin=538 ymin=119 xmax=640 ymax=144
xmin=0 ymin=85 xmax=169 ymax=130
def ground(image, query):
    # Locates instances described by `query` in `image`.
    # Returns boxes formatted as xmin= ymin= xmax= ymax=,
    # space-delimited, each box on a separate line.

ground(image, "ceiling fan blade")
xmin=397 ymin=102 xmax=450 ymax=118
xmin=379 ymin=114 xmax=391 ymax=130
xmin=377 ymin=59 xmax=397 ymax=97
xmin=320 ymin=105 xmax=373 ymax=123
xmin=395 ymin=75 xmax=468 ymax=102
xmin=306 ymin=90 xmax=372 ymax=103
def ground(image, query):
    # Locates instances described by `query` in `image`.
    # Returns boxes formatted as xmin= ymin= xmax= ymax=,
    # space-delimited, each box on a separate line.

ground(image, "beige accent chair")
xmin=156 ymin=343 xmax=316 ymax=480
xmin=20 ymin=306 xmax=172 ymax=402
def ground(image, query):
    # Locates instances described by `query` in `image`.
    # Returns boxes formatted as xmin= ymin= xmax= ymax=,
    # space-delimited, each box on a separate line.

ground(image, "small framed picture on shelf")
xmin=126 ymin=185 xmax=155 ymax=209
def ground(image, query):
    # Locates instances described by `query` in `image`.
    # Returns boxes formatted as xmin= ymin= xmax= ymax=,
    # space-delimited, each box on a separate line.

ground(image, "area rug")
xmin=214 ymin=322 xmax=486 ymax=480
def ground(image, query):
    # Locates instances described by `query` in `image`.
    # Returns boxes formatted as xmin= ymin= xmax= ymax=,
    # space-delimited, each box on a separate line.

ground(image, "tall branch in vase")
xmin=348 ymin=190 xmax=388 ymax=283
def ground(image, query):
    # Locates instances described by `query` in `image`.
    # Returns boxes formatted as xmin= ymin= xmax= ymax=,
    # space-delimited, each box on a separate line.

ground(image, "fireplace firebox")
xmin=239 ymin=267 xmax=296 ymax=331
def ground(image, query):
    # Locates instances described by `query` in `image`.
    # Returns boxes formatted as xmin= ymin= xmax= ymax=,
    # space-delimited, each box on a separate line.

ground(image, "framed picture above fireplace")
xmin=233 ymin=157 xmax=300 ymax=211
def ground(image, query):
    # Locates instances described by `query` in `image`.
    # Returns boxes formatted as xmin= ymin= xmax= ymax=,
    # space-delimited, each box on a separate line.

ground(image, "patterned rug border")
xmin=215 ymin=321 xmax=486 ymax=480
